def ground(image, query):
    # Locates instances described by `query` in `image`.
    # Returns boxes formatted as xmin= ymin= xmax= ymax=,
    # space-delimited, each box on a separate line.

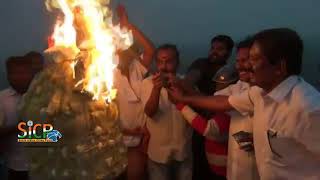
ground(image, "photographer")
xmin=141 ymin=44 xmax=192 ymax=180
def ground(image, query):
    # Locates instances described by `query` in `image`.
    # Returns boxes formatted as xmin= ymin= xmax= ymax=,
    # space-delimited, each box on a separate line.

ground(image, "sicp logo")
xmin=17 ymin=120 xmax=62 ymax=143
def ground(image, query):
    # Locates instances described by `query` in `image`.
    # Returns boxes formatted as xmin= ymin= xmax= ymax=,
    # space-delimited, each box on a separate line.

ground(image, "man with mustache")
xmin=214 ymin=38 xmax=259 ymax=180
xmin=185 ymin=35 xmax=234 ymax=95
xmin=142 ymin=44 xmax=192 ymax=180
xmin=184 ymin=35 xmax=234 ymax=180
xmin=168 ymin=28 xmax=320 ymax=179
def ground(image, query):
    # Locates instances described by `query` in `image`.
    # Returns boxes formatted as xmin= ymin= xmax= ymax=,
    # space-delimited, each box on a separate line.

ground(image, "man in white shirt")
xmin=142 ymin=44 xmax=192 ymax=180
xmin=0 ymin=56 xmax=35 ymax=180
xmin=113 ymin=5 xmax=155 ymax=180
xmin=168 ymin=28 xmax=320 ymax=180
xmin=215 ymin=38 xmax=259 ymax=180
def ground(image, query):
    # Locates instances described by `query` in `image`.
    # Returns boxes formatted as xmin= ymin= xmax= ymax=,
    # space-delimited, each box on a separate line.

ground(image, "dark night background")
xmin=0 ymin=0 xmax=319 ymax=89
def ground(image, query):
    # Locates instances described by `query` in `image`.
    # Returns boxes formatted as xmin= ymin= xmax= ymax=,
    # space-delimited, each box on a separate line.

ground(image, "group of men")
xmin=167 ymin=29 xmax=320 ymax=180
xmin=114 ymin=5 xmax=320 ymax=180
xmin=0 ymin=4 xmax=319 ymax=180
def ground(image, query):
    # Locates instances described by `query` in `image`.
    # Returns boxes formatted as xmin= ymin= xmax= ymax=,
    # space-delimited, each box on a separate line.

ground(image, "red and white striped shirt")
xmin=176 ymin=103 xmax=230 ymax=177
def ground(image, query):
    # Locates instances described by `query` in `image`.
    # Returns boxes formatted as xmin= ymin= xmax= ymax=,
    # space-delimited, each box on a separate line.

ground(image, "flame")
xmin=51 ymin=0 xmax=77 ymax=47
xmin=46 ymin=0 xmax=133 ymax=102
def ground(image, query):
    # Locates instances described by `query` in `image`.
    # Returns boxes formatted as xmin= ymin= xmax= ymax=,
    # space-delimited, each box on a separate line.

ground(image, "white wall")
xmin=1 ymin=0 xmax=319 ymax=89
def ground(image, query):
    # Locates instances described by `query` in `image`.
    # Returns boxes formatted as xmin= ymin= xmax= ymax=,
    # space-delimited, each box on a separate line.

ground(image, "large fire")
xmin=46 ymin=0 xmax=133 ymax=102
xmin=18 ymin=1 xmax=130 ymax=178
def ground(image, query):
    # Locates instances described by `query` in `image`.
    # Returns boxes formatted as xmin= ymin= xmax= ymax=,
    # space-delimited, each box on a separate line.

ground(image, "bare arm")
xmin=144 ymin=73 xmax=163 ymax=118
xmin=180 ymin=78 xmax=201 ymax=96
xmin=168 ymin=87 xmax=234 ymax=112
xmin=117 ymin=5 xmax=155 ymax=69
xmin=167 ymin=74 xmax=201 ymax=96
xmin=184 ymin=95 xmax=234 ymax=112
xmin=127 ymin=23 xmax=155 ymax=68
xmin=144 ymin=87 xmax=161 ymax=118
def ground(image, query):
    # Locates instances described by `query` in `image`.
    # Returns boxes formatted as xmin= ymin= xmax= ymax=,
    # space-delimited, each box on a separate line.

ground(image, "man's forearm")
xmin=144 ymin=88 xmax=161 ymax=118
xmin=127 ymin=23 xmax=155 ymax=68
xmin=179 ymin=79 xmax=201 ymax=96
xmin=183 ymin=95 xmax=234 ymax=112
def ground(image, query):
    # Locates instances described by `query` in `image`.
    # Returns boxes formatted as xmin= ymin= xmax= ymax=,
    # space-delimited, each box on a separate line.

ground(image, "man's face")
xmin=208 ymin=41 xmax=229 ymax=63
xmin=7 ymin=66 xmax=33 ymax=94
xmin=156 ymin=49 xmax=179 ymax=74
xmin=236 ymin=47 xmax=251 ymax=83
xmin=249 ymin=42 xmax=280 ymax=90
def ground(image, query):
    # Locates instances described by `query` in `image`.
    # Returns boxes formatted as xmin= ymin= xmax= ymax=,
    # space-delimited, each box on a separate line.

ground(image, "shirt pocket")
xmin=267 ymin=128 xmax=303 ymax=166
xmin=267 ymin=129 xmax=284 ymax=158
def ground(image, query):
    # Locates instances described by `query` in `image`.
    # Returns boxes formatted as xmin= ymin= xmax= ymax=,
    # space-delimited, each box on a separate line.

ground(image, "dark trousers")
xmin=192 ymin=131 xmax=211 ymax=180
xmin=8 ymin=169 xmax=29 ymax=180
xmin=192 ymin=131 xmax=227 ymax=180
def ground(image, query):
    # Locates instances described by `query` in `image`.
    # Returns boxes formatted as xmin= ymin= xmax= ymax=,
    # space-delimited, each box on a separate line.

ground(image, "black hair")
xmin=24 ymin=51 xmax=43 ymax=59
xmin=237 ymin=36 xmax=254 ymax=50
xmin=5 ymin=56 xmax=29 ymax=71
xmin=211 ymin=35 xmax=234 ymax=53
xmin=253 ymin=28 xmax=303 ymax=75
xmin=155 ymin=44 xmax=180 ymax=63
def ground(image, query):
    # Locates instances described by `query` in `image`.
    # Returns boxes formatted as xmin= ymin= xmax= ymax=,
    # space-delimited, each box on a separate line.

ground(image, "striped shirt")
xmin=176 ymin=103 xmax=230 ymax=177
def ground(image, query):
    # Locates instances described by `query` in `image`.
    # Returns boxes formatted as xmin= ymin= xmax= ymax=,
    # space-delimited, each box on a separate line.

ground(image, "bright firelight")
xmin=46 ymin=0 xmax=133 ymax=102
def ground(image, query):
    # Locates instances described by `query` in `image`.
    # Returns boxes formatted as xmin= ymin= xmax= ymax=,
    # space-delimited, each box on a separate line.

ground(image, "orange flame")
xmin=46 ymin=0 xmax=132 ymax=102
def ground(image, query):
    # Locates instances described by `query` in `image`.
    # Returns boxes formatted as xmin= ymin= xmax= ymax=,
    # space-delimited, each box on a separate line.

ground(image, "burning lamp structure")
xmin=19 ymin=0 xmax=133 ymax=179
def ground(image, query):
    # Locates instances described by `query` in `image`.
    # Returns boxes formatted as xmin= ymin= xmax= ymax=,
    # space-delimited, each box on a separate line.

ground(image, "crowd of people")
xmin=0 ymin=4 xmax=320 ymax=180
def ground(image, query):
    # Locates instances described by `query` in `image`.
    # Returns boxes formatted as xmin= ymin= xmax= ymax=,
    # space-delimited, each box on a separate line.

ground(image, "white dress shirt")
xmin=113 ymin=60 xmax=149 ymax=147
xmin=0 ymin=88 xmax=29 ymax=171
xmin=141 ymin=76 xmax=192 ymax=164
xmin=215 ymin=80 xmax=259 ymax=180
xmin=229 ymin=76 xmax=320 ymax=180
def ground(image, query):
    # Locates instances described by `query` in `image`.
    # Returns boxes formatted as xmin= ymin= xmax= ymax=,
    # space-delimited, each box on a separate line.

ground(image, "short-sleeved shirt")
xmin=215 ymin=80 xmax=259 ymax=180
xmin=141 ymin=76 xmax=192 ymax=164
xmin=188 ymin=58 xmax=226 ymax=95
xmin=0 ymin=88 xmax=29 ymax=171
xmin=229 ymin=76 xmax=320 ymax=179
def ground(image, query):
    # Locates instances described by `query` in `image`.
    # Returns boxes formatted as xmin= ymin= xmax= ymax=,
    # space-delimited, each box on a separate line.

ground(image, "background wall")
xmin=1 ymin=0 xmax=319 ymax=89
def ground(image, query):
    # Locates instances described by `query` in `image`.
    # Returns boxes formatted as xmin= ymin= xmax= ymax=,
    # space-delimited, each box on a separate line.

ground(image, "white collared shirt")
xmin=0 ymin=88 xmax=29 ymax=171
xmin=215 ymin=80 xmax=259 ymax=180
xmin=113 ymin=59 xmax=148 ymax=129
xmin=229 ymin=76 xmax=320 ymax=180
xmin=141 ymin=76 xmax=192 ymax=164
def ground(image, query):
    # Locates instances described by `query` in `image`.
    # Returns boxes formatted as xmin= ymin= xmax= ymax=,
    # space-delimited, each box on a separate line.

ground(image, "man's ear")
xmin=275 ymin=59 xmax=287 ymax=76
xmin=280 ymin=59 xmax=287 ymax=76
